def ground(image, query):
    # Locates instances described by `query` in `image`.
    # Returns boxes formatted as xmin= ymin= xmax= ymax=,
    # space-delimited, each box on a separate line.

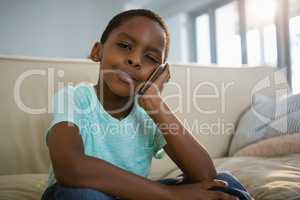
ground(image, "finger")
xmin=166 ymin=72 xmax=171 ymax=82
xmin=141 ymin=63 xmax=170 ymax=95
xmin=211 ymin=180 xmax=228 ymax=188
xmin=163 ymin=73 xmax=170 ymax=84
xmin=151 ymin=64 xmax=170 ymax=92
xmin=154 ymin=63 xmax=170 ymax=85
xmin=198 ymin=180 xmax=227 ymax=190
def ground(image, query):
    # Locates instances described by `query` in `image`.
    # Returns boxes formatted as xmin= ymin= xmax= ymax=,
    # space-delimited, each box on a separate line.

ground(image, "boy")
xmin=42 ymin=9 xmax=250 ymax=200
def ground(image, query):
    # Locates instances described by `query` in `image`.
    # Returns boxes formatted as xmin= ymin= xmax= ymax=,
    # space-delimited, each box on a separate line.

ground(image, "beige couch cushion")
xmin=215 ymin=154 xmax=300 ymax=200
xmin=0 ymin=57 xmax=98 ymax=175
xmin=233 ymin=134 xmax=300 ymax=157
xmin=165 ymin=154 xmax=300 ymax=200
xmin=2 ymin=154 xmax=300 ymax=200
xmin=0 ymin=174 xmax=47 ymax=200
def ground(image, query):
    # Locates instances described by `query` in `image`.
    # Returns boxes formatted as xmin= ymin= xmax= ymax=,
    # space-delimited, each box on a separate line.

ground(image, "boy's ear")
xmin=89 ymin=42 xmax=102 ymax=62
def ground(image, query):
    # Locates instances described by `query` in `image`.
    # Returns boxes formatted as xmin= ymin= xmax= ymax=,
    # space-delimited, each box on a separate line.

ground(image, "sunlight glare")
xmin=247 ymin=0 xmax=278 ymax=26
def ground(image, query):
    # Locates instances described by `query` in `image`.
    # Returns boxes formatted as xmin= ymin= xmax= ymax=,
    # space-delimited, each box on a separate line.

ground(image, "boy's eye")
xmin=146 ymin=55 xmax=159 ymax=64
xmin=117 ymin=42 xmax=131 ymax=50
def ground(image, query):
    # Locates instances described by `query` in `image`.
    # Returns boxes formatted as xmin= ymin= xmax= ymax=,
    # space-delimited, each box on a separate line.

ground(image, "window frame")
xmin=190 ymin=0 xmax=293 ymax=91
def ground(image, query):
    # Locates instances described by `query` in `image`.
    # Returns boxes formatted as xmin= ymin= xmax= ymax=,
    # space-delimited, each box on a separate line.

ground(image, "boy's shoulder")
xmin=57 ymin=82 xmax=93 ymax=95
xmin=55 ymin=82 xmax=96 ymax=110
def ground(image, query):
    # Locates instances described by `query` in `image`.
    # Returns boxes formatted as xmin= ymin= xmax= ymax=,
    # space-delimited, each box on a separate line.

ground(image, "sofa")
xmin=0 ymin=55 xmax=299 ymax=200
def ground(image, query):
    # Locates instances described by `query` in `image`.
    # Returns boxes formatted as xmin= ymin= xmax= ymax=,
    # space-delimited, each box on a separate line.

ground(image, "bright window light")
xmin=246 ymin=0 xmax=278 ymax=28
xmin=247 ymin=29 xmax=261 ymax=66
xmin=196 ymin=14 xmax=211 ymax=65
xmin=246 ymin=0 xmax=278 ymax=66
xmin=263 ymin=24 xmax=277 ymax=66
xmin=216 ymin=2 xmax=242 ymax=66
xmin=289 ymin=16 xmax=300 ymax=94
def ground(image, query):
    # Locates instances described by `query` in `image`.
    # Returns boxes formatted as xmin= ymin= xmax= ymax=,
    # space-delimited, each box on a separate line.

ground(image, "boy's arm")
xmin=144 ymin=97 xmax=217 ymax=183
xmin=47 ymin=121 xmax=172 ymax=200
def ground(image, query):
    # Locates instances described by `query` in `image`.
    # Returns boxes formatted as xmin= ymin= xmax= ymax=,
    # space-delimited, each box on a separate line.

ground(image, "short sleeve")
xmin=44 ymin=86 xmax=80 ymax=144
xmin=153 ymin=126 xmax=167 ymax=159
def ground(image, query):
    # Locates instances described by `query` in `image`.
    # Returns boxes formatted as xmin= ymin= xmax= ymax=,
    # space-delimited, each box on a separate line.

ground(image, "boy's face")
xmin=91 ymin=16 xmax=167 ymax=97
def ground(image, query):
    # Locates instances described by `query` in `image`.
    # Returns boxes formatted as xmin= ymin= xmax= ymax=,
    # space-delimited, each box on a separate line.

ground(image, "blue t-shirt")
xmin=45 ymin=83 xmax=167 ymax=186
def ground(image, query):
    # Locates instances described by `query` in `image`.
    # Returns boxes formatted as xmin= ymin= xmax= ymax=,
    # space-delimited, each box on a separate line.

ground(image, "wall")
xmin=0 ymin=0 xmax=122 ymax=58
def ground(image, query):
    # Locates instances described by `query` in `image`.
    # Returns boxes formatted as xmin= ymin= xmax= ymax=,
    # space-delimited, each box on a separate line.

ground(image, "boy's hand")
xmin=163 ymin=182 xmax=239 ymax=200
xmin=197 ymin=179 xmax=229 ymax=189
xmin=137 ymin=63 xmax=170 ymax=111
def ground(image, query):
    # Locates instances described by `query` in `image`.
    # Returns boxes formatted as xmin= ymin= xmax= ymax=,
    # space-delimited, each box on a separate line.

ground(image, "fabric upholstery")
xmin=233 ymin=134 xmax=300 ymax=157
xmin=0 ymin=174 xmax=47 ymax=200
xmin=165 ymin=155 xmax=300 ymax=200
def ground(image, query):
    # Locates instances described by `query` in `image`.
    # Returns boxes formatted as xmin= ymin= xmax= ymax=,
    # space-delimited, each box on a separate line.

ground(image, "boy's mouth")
xmin=116 ymin=70 xmax=135 ymax=85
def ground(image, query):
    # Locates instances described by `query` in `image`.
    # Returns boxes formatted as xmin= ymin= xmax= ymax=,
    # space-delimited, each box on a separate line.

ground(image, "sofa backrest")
xmin=0 ymin=55 xmax=290 ymax=177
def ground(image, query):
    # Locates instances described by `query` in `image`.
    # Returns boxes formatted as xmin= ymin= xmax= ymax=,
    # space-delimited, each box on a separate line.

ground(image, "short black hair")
xmin=100 ymin=9 xmax=170 ymax=62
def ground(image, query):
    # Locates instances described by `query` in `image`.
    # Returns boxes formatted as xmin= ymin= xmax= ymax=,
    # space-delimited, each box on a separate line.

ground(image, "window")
xmin=192 ymin=0 xmax=296 ymax=92
xmin=289 ymin=0 xmax=300 ymax=93
xmin=196 ymin=14 xmax=211 ymax=64
xmin=245 ymin=0 xmax=278 ymax=66
xmin=247 ymin=29 xmax=261 ymax=65
xmin=215 ymin=2 xmax=242 ymax=66
xmin=263 ymin=25 xmax=277 ymax=65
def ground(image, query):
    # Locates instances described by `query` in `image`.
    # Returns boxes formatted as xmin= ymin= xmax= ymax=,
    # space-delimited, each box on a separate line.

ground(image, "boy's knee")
xmin=54 ymin=184 xmax=115 ymax=200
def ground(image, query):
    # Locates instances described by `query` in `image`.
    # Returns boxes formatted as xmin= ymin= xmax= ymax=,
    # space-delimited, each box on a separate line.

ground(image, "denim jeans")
xmin=41 ymin=171 xmax=252 ymax=200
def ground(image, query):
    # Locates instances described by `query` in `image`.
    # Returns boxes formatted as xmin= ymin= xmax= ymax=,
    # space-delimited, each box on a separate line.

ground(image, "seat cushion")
xmin=214 ymin=155 xmax=300 ymax=200
xmin=0 ymin=174 xmax=48 ymax=200
xmin=233 ymin=134 xmax=300 ymax=157
xmin=2 ymin=155 xmax=300 ymax=200
xmin=164 ymin=155 xmax=300 ymax=200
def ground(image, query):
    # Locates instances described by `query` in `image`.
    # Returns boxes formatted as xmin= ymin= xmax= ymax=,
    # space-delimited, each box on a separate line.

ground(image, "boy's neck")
xmin=94 ymin=81 xmax=134 ymax=120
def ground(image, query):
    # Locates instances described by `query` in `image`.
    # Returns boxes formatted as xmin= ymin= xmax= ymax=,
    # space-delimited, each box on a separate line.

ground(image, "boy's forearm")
xmin=71 ymin=155 xmax=172 ymax=200
xmin=144 ymin=97 xmax=217 ymax=182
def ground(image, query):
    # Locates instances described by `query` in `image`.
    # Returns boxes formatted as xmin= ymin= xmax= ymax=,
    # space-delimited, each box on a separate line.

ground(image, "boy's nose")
xmin=127 ymin=58 xmax=141 ymax=69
